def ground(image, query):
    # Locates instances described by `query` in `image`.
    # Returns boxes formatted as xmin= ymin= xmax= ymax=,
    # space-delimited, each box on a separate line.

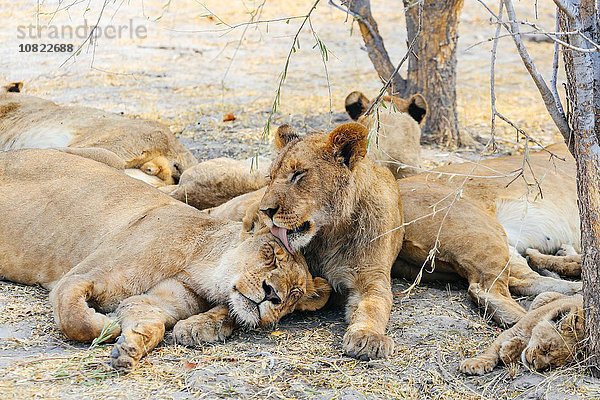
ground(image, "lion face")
xmin=227 ymin=235 xmax=331 ymax=327
xmin=522 ymin=306 xmax=584 ymax=371
xmin=258 ymin=123 xmax=369 ymax=254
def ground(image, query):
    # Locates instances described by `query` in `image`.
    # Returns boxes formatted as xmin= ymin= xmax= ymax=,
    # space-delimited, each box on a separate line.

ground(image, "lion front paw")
xmin=342 ymin=329 xmax=394 ymax=361
xmin=173 ymin=313 xmax=235 ymax=347
xmin=459 ymin=357 xmax=496 ymax=375
xmin=110 ymin=334 xmax=142 ymax=371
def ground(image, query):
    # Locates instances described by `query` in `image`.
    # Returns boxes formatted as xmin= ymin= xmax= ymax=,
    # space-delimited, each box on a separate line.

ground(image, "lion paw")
xmin=173 ymin=313 xmax=234 ymax=347
xmin=342 ymin=329 xmax=394 ymax=361
xmin=499 ymin=337 xmax=527 ymax=365
xmin=459 ymin=358 xmax=496 ymax=375
xmin=110 ymin=334 xmax=142 ymax=371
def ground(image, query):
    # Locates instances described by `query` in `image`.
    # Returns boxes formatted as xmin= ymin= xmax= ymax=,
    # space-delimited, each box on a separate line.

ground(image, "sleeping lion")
xmin=0 ymin=83 xmax=197 ymax=185
xmin=460 ymin=292 xmax=584 ymax=375
xmin=0 ymin=149 xmax=330 ymax=370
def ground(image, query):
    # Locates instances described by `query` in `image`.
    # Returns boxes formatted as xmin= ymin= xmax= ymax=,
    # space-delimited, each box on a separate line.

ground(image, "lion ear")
xmin=407 ymin=93 xmax=428 ymax=125
xmin=326 ymin=122 xmax=369 ymax=170
xmin=273 ymin=124 xmax=299 ymax=151
xmin=295 ymin=277 xmax=332 ymax=312
xmin=558 ymin=307 xmax=585 ymax=335
xmin=344 ymin=91 xmax=370 ymax=121
xmin=3 ymin=82 xmax=23 ymax=93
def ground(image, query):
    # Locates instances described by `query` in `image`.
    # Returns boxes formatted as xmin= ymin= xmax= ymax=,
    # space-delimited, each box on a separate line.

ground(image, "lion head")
xmin=258 ymin=122 xmax=370 ymax=254
xmin=225 ymin=230 xmax=331 ymax=327
xmin=522 ymin=304 xmax=584 ymax=371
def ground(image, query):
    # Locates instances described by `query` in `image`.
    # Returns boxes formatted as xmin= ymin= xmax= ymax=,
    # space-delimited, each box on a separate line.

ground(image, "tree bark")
xmin=559 ymin=1 xmax=600 ymax=377
xmin=404 ymin=0 xmax=474 ymax=147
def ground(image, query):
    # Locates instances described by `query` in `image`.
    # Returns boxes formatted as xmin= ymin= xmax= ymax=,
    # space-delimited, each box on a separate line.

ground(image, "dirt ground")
xmin=1 ymin=1 xmax=599 ymax=399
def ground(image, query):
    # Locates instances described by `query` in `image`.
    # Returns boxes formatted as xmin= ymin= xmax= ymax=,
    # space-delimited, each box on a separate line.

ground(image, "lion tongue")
xmin=270 ymin=226 xmax=295 ymax=255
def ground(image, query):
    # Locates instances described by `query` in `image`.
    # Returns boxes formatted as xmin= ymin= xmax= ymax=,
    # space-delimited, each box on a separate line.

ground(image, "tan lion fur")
xmin=460 ymin=293 xmax=584 ymax=375
xmin=0 ymin=89 xmax=197 ymax=185
xmin=186 ymin=141 xmax=581 ymax=331
xmin=161 ymin=156 xmax=270 ymax=209
xmin=0 ymin=149 xmax=330 ymax=370
xmin=395 ymin=143 xmax=581 ymax=326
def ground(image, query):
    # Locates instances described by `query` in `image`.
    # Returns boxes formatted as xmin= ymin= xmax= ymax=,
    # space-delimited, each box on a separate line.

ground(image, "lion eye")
xmin=290 ymin=170 xmax=306 ymax=184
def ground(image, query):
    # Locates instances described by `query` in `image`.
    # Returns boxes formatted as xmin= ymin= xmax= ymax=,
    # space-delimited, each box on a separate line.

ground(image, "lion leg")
xmin=528 ymin=292 xmax=567 ymax=310
xmin=498 ymin=336 xmax=528 ymax=365
xmin=460 ymin=329 xmax=521 ymax=375
xmin=457 ymin=241 xmax=526 ymax=326
xmin=49 ymin=275 xmax=120 ymax=343
xmin=172 ymin=304 xmax=237 ymax=347
xmin=467 ymin=281 xmax=526 ymax=327
xmin=525 ymin=248 xmax=581 ymax=278
xmin=110 ymin=278 xmax=205 ymax=371
xmin=342 ymin=271 xmax=394 ymax=361
xmin=508 ymin=247 xmax=581 ymax=296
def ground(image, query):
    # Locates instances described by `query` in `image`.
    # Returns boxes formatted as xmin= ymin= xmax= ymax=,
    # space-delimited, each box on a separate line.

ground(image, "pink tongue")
xmin=270 ymin=226 xmax=295 ymax=254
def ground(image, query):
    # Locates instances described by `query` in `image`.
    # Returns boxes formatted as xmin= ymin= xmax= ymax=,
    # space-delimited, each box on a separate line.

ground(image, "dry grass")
xmin=1 ymin=0 xmax=599 ymax=398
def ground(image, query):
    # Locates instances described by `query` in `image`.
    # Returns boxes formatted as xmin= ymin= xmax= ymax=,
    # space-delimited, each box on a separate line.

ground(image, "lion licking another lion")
xmin=169 ymin=118 xmax=583 ymax=370
xmin=0 ymin=149 xmax=331 ymax=370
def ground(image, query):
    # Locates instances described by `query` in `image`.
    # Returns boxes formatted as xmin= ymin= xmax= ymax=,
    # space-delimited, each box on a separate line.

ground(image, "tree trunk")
xmin=559 ymin=2 xmax=600 ymax=377
xmin=404 ymin=0 xmax=474 ymax=147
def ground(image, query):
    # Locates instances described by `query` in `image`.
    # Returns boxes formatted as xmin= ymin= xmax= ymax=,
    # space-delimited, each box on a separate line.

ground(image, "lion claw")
xmin=342 ymin=329 xmax=394 ymax=361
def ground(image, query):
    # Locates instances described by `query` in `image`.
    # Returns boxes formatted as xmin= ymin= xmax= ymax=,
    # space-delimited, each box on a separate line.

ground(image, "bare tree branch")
xmin=502 ymin=0 xmax=572 ymax=142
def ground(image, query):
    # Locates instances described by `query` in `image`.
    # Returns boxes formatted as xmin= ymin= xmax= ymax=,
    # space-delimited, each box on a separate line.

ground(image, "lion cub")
xmin=0 ymin=149 xmax=331 ymax=370
xmin=460 ymin=293 xmax=584 ymax=375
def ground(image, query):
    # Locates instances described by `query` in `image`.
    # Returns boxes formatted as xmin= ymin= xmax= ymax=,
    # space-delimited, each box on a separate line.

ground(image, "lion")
xmin=394 ymin=143 xmax=582 ymax=327
xmin=0 ymin=149 xmax=331 ymax=370
xmin=460 ymin=292 xmax=584 ymax=375
xmin=257 ymin=122 xmax=404 ymax=361
xmin=344 ymin=91 xmax=428 ymax=178
xmin=0 ymin=84 xmax=197 ymax=185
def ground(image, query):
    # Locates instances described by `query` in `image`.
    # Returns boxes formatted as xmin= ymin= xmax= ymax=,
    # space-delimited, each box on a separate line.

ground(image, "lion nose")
xmin=262 ymin=281 xmax=282 ymax=305
xmin=260 ymin=206 xmax=279 ymax=220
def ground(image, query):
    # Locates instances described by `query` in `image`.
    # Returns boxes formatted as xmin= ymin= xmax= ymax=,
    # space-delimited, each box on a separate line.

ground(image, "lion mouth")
xmin=270 ymin=221 xmax=311 ymax=254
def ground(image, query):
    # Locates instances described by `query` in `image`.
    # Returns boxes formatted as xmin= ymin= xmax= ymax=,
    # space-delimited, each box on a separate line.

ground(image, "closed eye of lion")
xmin=0 ymin=149 xmax=331 ymax=371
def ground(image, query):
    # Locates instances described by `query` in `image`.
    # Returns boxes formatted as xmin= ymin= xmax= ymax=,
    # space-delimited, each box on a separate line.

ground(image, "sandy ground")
xmin=1 ymin=0 xmax=599 ymax=399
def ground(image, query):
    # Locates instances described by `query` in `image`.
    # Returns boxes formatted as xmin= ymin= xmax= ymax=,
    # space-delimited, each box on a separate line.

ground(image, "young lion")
xmin=460 ymin=293 xmax=584 ymax=375
xmin=259 ymin=122 xmax=404 ymax=361
xmin=0 ymin=149 xmax=331 ymax=370
xmin=0 ymin=85 xmax=197 ymax=185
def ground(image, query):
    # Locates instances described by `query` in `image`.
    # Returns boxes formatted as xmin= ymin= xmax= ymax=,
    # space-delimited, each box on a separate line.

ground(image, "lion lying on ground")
xmin=344 ymin=91 xmax=428 ymax=178
xmin=0 ymin=149 xmax=330 ymax=370
xmin=460 ymin=293 xmax=584 ymax=375
xmin=180 ymin=136 xmax=581 ymax=333
xmin=395 ymin=143 xmax=581 ymax=326
xmin=0 ymin=83 xmax=197 ymax=185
